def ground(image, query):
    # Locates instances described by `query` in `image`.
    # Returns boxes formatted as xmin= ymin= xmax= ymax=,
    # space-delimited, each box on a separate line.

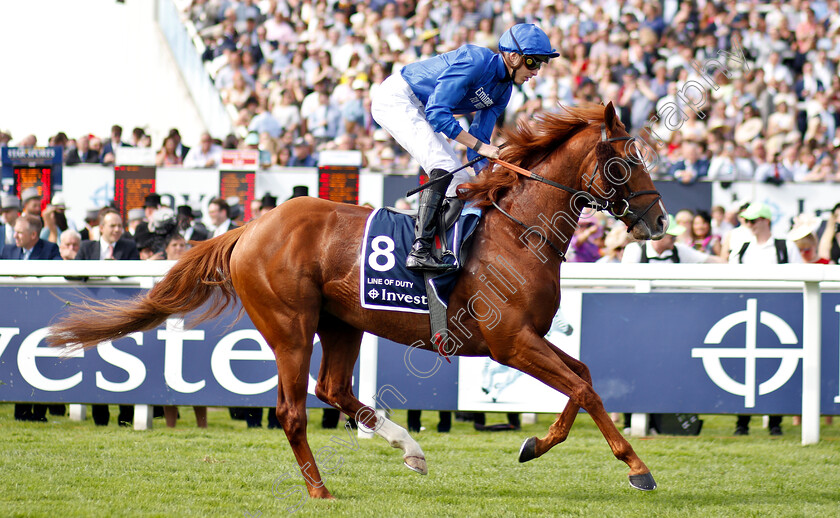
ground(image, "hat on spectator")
xmin=373 ymin=129 xmax=390 ymax=142
xmin=380 ymin=147 xmax=395 ymax=160
xmin=739 ymin=202 xmax=773 ymax=221
xmin=734 ymin=118 xmax=763 ymax=145
xmin=128 ymin=208 xmax=146 ymax=222
xmin=765 ymin=134 xmax=786 ymax=158
xmin=245 ymin=132 xmax=260 ymax=146
xmin=290 ymin=186 xmax=309 ymax=199
xmin=51 ymin=192 xmax=67 ymax=209
xmin=176 ymin=205 xmax=194 ymax=219
xmin=1 ymin=194 xmax=21 ymax=211
xmin=226 ymin=198 xmax=243 ymax=221
xmin=786 ymin=225 xmax=815 ymax=245
xmin=21 ymin=187 xmax=41 ymax=203
xmin=144 ymin=193 xmax=162 ymax=208
xmin=84 ymin=209 xmax=100 ymax=222
xmin=604 ymin=224 xmax=631 ymax=251
xmin=352 ymin=78 xmax=367 ymax=90
xmin=420 ymin=28 xmax=439 ymax=41
xmin=665 ymin=214 xmax=686 ymax=237
xmin=260 ymin=193 xmax=278 ymax=210
xmin=498 ymin=24 xmax=559 ymax=58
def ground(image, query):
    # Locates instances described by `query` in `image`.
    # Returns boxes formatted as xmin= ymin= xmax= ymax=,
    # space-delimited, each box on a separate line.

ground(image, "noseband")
xmin=490 ymin=123 xmax=662 ymax=259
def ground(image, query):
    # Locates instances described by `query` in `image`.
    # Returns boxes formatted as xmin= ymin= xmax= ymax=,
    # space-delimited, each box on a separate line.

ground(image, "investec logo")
xmin=368 ymin=287 xmax=427 ymax=306
xmin=691 ymin=299 xmax=802 ymax=408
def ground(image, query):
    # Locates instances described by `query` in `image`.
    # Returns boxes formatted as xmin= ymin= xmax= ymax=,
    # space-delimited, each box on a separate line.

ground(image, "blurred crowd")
xmin=180 ymin=0 xmax=840 ymax=183
xmin=4 ymin=1 xmax=840 ymax=181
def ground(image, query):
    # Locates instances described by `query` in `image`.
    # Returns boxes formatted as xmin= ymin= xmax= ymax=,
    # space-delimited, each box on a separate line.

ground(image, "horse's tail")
xmin=48 ymin=226 xmax=247 ymax=350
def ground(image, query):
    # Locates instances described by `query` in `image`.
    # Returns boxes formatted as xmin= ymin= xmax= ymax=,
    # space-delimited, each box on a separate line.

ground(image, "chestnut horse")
xmin=49 ymin=102 xmax=667 ymax=497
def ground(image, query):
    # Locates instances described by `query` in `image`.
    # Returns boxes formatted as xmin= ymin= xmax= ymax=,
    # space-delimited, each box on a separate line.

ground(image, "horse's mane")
xmin=459 ymin=103 xmax=607 ymax=208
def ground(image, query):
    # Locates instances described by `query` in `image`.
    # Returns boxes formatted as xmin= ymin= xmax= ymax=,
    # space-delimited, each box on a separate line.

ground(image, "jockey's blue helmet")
xmin=498 ymin=24 xmax=559 ymax=59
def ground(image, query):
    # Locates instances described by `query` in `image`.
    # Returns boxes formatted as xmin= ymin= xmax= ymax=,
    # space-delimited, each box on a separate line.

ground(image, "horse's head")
xmin=584 ymin=102 xmax=668 ymax=240
xmin=459 ymin=102 xmax=668 ymax=242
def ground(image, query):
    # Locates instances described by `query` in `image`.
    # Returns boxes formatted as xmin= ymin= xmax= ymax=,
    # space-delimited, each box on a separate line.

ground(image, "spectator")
xmin=183 ymin=132 xmax=223 ymax=168
xmin=730 ymin=202 xmax=801 ymax=436
xmin=667 ymin=140 xmax=709 ymax=184
xmin=341 ymin=78 xmax=368 ymax=136
xmin=248 ymin=98 xmax=283 ymax=138
xmin=221 ymin=71 xmax=255 ymax=110
xmin=259 ymin=193 xmax=277 ymax=218
xmin=126 ymin=208 xmax=146 ymax=237
xmin=168 ymin=128 xmax=190 ymax=161
xmin=58 ymin=229 xmax=81 ymax=260
xmin=129 ymin=127 xmax=147 ymax=147
xmin=208 ymin=197 xmax=238 ymax=238
xmin=177 ymin=205 xmax=209 ymax=242
xmin=287 ymin=137 xmax=318 ymax=167
xmin=1 ymin=194 xmax=22 ymax=254
xmin=75 ymin=208 xmax=139 ymax=427
xmin=818 ymin=203 xmax=840 ymax=264
xmin=156 ymin=135 xmax=183 ymax=166
xmin=674 ymin=209 xmax=696 ymax=247
xmin=133 ymin=193 xmax=162 ymax=246
xmin=622 ymin=214 xmax=724 ymax=264
xmin=21 ymin=187 xmax=42 ymax=218
xmin=692 ymin=210 xmax=722 ymax=256
xmin=65 ymin=135 xmax=100 ymax=165
xmin=79 ymin=209 xmax=101 ymax=241
xmin=101 ymin=124 xmax=131 ymax=165
xmin=0 ymin=214 xmax=60 ymax=422
xmin=596 ymin=224 xmax=631 ymax=264
xmin=0 ymin=214 xmax=60 ymax=262
xmin=305 ymin=90 xmax=342 ymax=142
xmin=271 ymin=88 xmax=303 ymax=136
xmin=406 ymin=410 xmax=451 ymax=433
xmin=275 ymin=145 xmax=292 ymax=166
xmin=568 ymin=216 xmax=604 ymax=262
xmin=40 ymin=195 xmax=71 ymax=244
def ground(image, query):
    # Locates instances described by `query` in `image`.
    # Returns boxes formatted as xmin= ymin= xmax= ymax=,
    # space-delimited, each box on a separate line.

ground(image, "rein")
xmin=489 ymin=124 xmax=662 ymax=259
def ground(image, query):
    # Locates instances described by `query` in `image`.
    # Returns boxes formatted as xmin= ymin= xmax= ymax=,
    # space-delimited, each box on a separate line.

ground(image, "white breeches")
xmin=371 ymin=74 xmax=473 ymax=197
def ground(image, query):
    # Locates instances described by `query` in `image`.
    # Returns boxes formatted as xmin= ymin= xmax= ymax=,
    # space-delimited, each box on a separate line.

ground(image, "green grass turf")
xmin=1 ymin=406 xmax=838 ymax=517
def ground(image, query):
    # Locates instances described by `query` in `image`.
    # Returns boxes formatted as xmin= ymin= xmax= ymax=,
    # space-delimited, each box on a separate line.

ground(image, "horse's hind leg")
xmin=519 ymin=344 xmax=590 ymax=463
xmin=235 ymin=279 xmax=332 ymax=498
xmin=315 ymin=315 xmax=427 ymax=475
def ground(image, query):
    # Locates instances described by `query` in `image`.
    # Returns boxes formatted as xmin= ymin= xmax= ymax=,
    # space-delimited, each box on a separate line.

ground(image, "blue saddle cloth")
xmin=360 ymin=205 xmax=482 ymax=313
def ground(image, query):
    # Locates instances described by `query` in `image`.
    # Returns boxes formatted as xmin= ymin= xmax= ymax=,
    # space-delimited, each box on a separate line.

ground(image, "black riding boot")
xmin=406 ymin=172 xmax=456 ymax=272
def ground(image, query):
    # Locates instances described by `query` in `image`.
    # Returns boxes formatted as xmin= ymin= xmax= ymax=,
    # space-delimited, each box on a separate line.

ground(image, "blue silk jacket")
xmin=400 ymin=45 xmax=512 ymax=162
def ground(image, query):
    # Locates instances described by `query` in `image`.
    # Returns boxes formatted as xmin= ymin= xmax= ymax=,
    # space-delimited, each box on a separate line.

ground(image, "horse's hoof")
xmin=404 ymin=455 xmax=428 ymax=475
xmin=628 ymin=472 xmax=657 ymax=491
xmin=518 ymin=436 xmax=538 ymax=463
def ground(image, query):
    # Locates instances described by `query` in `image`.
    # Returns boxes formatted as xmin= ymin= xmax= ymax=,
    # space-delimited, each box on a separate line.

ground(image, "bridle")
xmin=490 ymin=123 xmax=662 ymax=259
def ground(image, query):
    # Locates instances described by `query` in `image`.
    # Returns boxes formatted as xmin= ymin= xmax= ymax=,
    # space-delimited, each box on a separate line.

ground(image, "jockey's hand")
xmin=477 ymin=143 xmax=501 ymax=159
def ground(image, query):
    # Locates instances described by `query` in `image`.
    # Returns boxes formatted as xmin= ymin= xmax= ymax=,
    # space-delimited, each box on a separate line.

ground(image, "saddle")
xmin=386 ymin=197 xmax=466 ymax=355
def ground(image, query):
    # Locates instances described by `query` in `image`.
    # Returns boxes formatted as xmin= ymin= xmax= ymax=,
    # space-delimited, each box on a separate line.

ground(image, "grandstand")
xmin=3 ymin=0 xmax=840 ymax=260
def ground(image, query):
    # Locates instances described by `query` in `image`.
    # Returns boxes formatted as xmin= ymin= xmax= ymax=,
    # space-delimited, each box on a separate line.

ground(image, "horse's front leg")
xmin=493 ymin=330 xmax=656 ymax=491
xmin=518 ymin=343 xmax=589 ymax=463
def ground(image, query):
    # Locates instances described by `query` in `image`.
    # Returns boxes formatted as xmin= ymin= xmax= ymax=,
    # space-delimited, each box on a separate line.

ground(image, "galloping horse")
xmin=49 ymin=102 xmax=667 ymax=497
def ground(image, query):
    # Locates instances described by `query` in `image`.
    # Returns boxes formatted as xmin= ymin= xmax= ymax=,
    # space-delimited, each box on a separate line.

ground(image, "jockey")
xmin=371 ymin=23 xmax=558 ymax=272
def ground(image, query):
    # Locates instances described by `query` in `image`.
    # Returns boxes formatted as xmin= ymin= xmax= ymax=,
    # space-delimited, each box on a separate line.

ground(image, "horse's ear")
xmin=604 ymin=101 xmax=618 ymax=132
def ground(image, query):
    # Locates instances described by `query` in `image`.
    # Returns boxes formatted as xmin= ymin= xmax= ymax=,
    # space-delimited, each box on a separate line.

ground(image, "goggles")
xmin=509 ymin=29 xmax=550 ymax=70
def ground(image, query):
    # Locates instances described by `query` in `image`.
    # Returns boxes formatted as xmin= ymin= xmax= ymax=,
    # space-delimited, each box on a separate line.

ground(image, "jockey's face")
xmin=513 ymin=55 xmax=542 ymax=85
xmin=513 ymin=63 xmax=539 ymax=85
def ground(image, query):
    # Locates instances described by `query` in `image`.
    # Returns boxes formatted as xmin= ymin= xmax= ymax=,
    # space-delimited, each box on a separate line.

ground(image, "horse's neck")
xmin=495 ymin=145 xmax=591 ymax=262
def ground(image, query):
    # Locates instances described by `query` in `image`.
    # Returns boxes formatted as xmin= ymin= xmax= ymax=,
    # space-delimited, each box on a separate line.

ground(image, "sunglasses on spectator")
xmin=508 ymin=30 xmax=550 ymax=71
